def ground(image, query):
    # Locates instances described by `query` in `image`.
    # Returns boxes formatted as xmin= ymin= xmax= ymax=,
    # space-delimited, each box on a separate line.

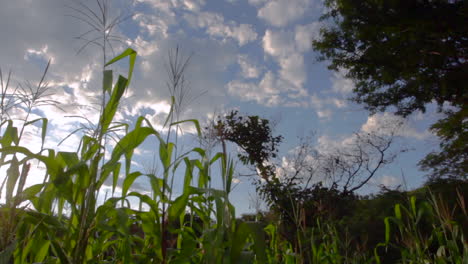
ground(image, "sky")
xmin=0 ymin=0 xmax=445 ymax=216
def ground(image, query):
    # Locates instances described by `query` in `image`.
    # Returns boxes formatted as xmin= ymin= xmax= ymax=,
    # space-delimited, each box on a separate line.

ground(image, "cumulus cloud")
xmin=259 ymin=23 xmax=322 ymax=107
xmin=237 ymin=55 xmax=262 ymax=79
xmin=227 ymin=71 xmax=309 ymax=107
xmin=278 ymin=52 xmax=306 ymax=89
xmin=184 ymin=11 xmax=257 ymax=46
xmin=361 ymin=112 xmax=431 ymax=140
xmin=135 ymin=0 xmax=206 ymax=13
xmin=133 ymin=13 xmax=171 ymax=38
xmin=263 ymin=30 xmax=295 ymax=57
xmin=262 ymin=30 xmax=307 ymax=93
xmin=227 ymin=79 xmax=279 ymax=106
xmin=257 ymin=0 xmax=312 ymax=27
xmin=133 ymin=36 xmax=159 ymax=57
xmin=295 ymin=22 xmax=322 ymax=52
xmin=331 ymin=69 xmax=354 ymax=95
xmin=308 ymin=94 xmax=347 ymax=120
xmin=0 ymin=0 xmax=240 ymax=158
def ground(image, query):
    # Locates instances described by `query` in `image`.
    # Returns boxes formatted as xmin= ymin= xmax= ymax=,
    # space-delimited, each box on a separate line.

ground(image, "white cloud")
xmin=136 ymin=0 xmax=206 ymax=12
xmin=361 ymin=112 xmax=430 ymax=140
xmin=255 ymin=21 xmax=323 ymax=110
xmin=231 ymin=24 xmax=258 ymax=46
xmin=262 ymin=30 xmax=308 ymax=96
xmin=262 ymin=29 xmax=295 ymax=57
xmin=128 ymin=34 xmax=237 ymax=123
xmin=248 ymin=0 xmax=268 ymax=5
xmin=184 ymin=12 xmax=257 ymax=46
xmin=295 ymin=22 xmax=322 ymax=52
xmin=227 ymin=79 xmax=279 ymax=106
xmin=237 ymin=55 xmax=261 ymax=79
xmin=372 ymin=175 xmax=401 ymax=188
xmin=309 ymin=94 xmax=347 ymax=120
xmin=227 ymin=70 xmax=310 ymax=107
xmin=257 ymin=0 xmax=312 ymax=27
xmin=275 ymin=144 xmax=323 ymax=184
xmin=24 ymin=45 xmax=55 ymax=63
xmin=331 ymin=69 xmax=354 ymax=95
xmin=133 ymin=36 xmax=159 ymax=56
xmin=182 ymin=0 xmax=206 ymax=11
xmin=279 ymin=52 xmax=306 ymax=89
xmin=133 ymin=13 xmax=171 ymax=38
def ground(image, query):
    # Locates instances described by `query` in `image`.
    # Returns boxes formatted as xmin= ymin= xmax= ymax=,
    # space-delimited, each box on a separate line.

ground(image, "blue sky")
xmin=0 ymin=0 xmax=444 ymax=216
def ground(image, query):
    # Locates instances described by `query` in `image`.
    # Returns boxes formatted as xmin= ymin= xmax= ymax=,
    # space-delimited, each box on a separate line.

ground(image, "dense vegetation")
xmin=313 ymin=0 xmax=467 ymax=179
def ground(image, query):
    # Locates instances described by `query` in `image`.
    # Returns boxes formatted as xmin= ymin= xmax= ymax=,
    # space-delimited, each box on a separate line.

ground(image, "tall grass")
xmin=381 ymin=193 xmax=468 ymax=263
xmin=0 ymin=49 xmax=268 ymax=264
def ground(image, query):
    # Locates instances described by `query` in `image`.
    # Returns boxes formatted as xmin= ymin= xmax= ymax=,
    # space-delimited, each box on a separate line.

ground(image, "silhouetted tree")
xmin=313 ymin=0 xmax=467 ymax=180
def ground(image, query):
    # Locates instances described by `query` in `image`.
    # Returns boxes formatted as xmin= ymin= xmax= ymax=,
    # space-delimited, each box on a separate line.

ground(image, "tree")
xmin=418 ymin=108 xmax=467 ymax=179
xmin=209 ymin=110 xmax=283 ymax=181
xmin=313 ymin=0 xmax=467 ymax=179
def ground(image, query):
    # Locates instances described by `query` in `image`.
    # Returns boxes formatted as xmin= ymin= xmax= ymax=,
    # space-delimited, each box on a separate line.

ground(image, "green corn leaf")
xmin=395 ymin=204 xmax=402 ymax=219
xmin=163 ymin=96 xmax=175 ymax=128
xmin=100 ymin=75 xmax=128 ymax=134
xmin=103 ymin=69 xmax=113 ymax=94
xmin=104 ymin=126 xmax=159 ymax=173
xmin=169 ymin=194 xmax=189 ymax=222
xmin=410 ymin=196 xmax=417 ymax=216
xmin=147 ymin=174 xmax=167 ymax=200
xmin=95 ymin=159 xmax=119 ymax=191
xmin=170 ymin=118 xmax=201 ymax=138
xmin=245 ymin=221 xmax=267 ymax=264
xmin=192 ymin=147 xmax=205 ymax=157
xmin=122 ymin=171 xmax=143 ymax=197
xmin=183 ymin=158 xmax=194 ymax=193
xmin=159 ymin=142 xmax=174 ymax=171
xmin=13 ymin=183 xmax=43 ymax=205
xmin=374 ymin=243 xmax=387 ymax=264
xmin=25 ymin=117 xmax=48 ymax=150
xmin=135 ymin=115 xmax=159 ymax=132
xmin=6 ymin=155 xmax=20 ymax=203
xmin=384 ymin=217 xmax=391 ymax=243
xmin=127 ymin=192 xmax=161 ymax=214
xmin=34 ymin=240 xmax=51 ymax=263
xmin=105 ymin=48 xmax=137 ymax=85
xmin=80 ymin=135 xmax=99 ymax=160
xmin=112 ymin=162 xmax=122 ymax=194
xmin=49 ymin=235 xmax=71 ymax=264
xmin=0 ymin=120 xmax=18 ymax=147
xmin=231 ymin=221 xmax=250 ymax=263
xmin=210 ymin=152 xmax=224 ymax=165
xmin=1 ymin=147 xmax=60 ymax=181
xmin=56 ymin=151 xmax=79 ymax=168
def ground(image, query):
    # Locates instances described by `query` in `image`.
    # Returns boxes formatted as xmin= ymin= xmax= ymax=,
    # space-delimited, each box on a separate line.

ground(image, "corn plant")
xmin=382 ymin=194 xmax=468 ymax=263
xmin=0 ymin=48 xmax=271 ymax=264
xmin=0 ymin=61 xmax=55 ymax=260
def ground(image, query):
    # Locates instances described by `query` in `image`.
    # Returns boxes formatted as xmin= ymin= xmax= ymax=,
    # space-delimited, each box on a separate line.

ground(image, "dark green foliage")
xmin=419 ymin=108 xmax=468 ymax=180
xmin=314 ymin=0 xmax=467 ymax=115
xmin=313 ymin=0 xmax=468 ymax=180
xmin=213 ymin=110 xmax=283 ymax=180
xmin=257 ymin=178 xmax=468 ymax=263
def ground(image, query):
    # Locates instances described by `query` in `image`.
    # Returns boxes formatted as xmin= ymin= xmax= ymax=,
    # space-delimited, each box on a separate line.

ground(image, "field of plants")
xmin=0 ymin=47 xmax=466 ymax=264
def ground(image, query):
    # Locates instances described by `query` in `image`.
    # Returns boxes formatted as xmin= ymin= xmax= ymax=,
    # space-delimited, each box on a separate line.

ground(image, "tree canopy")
xmin=211 ymin=110 xmax=283 ymax=180
xmin=313 ymin=0 xmax=467 ymax=179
